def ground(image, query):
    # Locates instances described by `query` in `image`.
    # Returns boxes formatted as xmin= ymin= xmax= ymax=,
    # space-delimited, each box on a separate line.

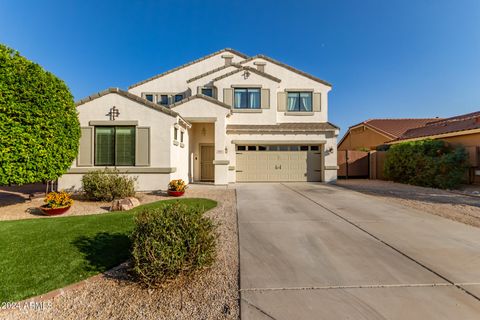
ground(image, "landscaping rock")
xmin=110 ymin=197 xmax=140 ymax=211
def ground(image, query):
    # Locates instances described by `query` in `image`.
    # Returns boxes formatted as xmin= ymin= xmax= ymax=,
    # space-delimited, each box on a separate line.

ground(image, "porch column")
xmin=213 ymin=118 xmax=229 ymax=185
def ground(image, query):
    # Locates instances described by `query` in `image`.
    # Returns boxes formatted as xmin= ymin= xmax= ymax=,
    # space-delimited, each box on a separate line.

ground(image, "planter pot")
xmin=40 ymin=205 xmax=71 ymax=216
xmin=168 ymin=190 xmax=185 ymax=197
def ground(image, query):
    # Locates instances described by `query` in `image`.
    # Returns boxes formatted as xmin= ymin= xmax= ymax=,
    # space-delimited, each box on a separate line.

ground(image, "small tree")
xmin=383 ymin=139 xmax=468 ymax=189
xmin=0 ymin=44 xmax=80 ymax=185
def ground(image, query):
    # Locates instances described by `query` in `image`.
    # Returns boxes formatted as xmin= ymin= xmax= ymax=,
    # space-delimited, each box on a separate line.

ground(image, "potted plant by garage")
xmin=40 ymin=191 xmax=74 ymax=216
xmin=168 ymin=179 xmax=188 ymax=197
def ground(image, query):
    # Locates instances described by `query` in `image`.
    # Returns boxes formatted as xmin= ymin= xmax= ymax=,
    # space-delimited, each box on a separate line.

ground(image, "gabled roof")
xmin=75 ymin=87 xmax=180 ymax=118
xmin=338 ymin=118 xmax=439 ymax=148
xmin=186 ymin=63 xmax=241 ymax=83
xmin=211 ymin=66 xmax=281 ymax=83
xmin=240 ymin=54 xmax=332 ymax=87
xmin=393 ymin=111 xmax=480 ymax=142
xmin=227 ymin=122 xmax=339 ymax=134
xmin=350 ymin=118 xmax=439 ymax=138
xmin=129 ymin=48 xmax=248 ymax=89
xmin=169 ymin=93 xmax=232 ymax=110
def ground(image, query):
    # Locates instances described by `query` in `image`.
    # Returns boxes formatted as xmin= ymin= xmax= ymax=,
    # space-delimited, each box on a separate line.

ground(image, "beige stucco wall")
xmin=338 ymin=126 xmax=390 ymax=151
xmin=128 ymin=51 xmax=245 ymax=96
xmin=58 ymin=93 xmax=184 ymax=191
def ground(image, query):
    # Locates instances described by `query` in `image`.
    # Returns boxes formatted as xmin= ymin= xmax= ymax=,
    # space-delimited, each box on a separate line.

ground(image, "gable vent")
xmin=221 ymin=54 xmax=234 ymax=66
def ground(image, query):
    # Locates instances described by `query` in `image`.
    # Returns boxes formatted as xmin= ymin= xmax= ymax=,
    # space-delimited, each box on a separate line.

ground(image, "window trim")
xmin=94 ymin=126 xmax=136 ymax=167
xmin=286 ymin=91 xmax=313 ymax=112
xmin=233 ymin=87 xmax=261 ymax=109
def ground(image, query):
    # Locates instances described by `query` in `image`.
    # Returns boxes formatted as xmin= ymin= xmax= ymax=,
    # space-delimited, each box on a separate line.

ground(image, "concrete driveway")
xmin=237 ymin=183 xmax=480 ymax=319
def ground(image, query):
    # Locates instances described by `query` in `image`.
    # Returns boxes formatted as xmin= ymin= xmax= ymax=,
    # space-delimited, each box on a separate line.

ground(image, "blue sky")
xmin=1 ymin=0 xmax=479 ymax=135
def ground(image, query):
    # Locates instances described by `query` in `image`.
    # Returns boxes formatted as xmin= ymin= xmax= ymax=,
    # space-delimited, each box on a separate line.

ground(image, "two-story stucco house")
xmin=58 ymin=48 xmax=339 ymax=190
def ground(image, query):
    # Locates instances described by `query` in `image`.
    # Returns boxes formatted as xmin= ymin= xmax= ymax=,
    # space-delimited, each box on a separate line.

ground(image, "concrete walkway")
xmin=237 ymin=183 xmax=480 ymax=319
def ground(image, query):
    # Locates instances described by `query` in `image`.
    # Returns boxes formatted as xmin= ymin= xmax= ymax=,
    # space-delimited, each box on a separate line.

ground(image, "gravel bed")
xmin=337 ymin=179 xmax=480 ymax=228
xmin=1 ymin=185 xmax=239 ymax=320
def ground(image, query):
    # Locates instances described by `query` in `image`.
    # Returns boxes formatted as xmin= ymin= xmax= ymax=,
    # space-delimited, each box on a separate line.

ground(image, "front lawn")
xmin=0 ymin=198 xmax=217 ymax=302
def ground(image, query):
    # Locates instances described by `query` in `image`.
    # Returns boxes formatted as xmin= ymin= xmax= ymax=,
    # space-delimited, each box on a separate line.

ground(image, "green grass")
xmin=0 ymin=198 xmax=217 ymax=302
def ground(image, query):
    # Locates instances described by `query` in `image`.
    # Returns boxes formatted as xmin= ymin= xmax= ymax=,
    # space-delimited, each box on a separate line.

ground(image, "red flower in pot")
xmin=168 ymin=179 xmax=188 ymax=197
xmin=40 ymin=191 xmax=73 ymax=216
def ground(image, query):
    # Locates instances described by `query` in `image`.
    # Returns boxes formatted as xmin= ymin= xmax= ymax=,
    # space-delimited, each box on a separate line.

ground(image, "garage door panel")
xmin=236 ymin=147 xmax=323 ymax=182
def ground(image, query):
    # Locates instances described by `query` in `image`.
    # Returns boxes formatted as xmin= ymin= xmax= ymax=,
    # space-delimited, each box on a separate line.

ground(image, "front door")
xmin=200 ymin=145 xmax=215 ymax=181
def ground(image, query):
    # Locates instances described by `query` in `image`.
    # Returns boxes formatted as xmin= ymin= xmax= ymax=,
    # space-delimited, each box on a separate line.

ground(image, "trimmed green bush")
xmin=383 ymin=139 xmax=468 ymax=189
xmin=0 ymin=43 xmax=80 ymax=185
xmin=81 ymin=168 xmax=136 ymax=201
xmin=131 ymin=202 xmax=217 ymax=287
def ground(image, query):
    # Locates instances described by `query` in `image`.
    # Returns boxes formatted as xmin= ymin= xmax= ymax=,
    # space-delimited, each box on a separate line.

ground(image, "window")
xmin=158 ymin=95 xmax=169 ymax=106
xmin=234 ymin=88 xmax=260 ymax=109
xmin=237 ymin=145 xmax=246 ymax=151
xmin=145 ymin=94 xmax=154 ymax=102
xmin=247 ymin=146 xmax=256 ymax=151
xmin=174 ymin=94 xmax=183 ymax=103
xmin=287 ymin=92 xmax=312 ymax=112
xmin=95 ymin=126 xmax=135 ymax=166
xmin=180 ymin=131 xmax=184 ymax=143
xmin=174 ymin=128 xmax=178 ymax=141
xmin=201 ymin=88 xmax=213 ymax=97
xmin=310 ymin=146 xmax=319 ymax=151
xmin=258 ymin=146 xmax=267 ymax=151
xmin=300 ymin=146 xmax=309 ymax=151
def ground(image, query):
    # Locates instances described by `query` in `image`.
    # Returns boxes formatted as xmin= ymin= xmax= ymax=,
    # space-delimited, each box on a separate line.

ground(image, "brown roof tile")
xmin=212 ymin=66 xmax=281 ymax=83
xmin=394 ymin=111 xmax=480 ymax=141
xmin=353 ymin=118 xmax=440 ymax=138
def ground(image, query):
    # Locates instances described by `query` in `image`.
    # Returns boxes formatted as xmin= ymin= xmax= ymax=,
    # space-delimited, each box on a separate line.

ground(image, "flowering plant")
xmin=44 ymin=191 xmax=74 ymax=208
xmin=168 ymin=179 xmax=188 ymax=192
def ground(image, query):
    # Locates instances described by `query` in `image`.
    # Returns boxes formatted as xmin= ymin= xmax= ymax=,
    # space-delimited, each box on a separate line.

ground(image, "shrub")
xmin=81 ymin=168 xmax=136 ymax=201
xmin=131 ymin=202 xmax=217 ymax=287
xmin=383 ymin=139 xmax=468 ymax=189
xmin=0 ymin=44 xmax=80 ymax=185
xmin=44 ymin=191 xmax=73 ymax=208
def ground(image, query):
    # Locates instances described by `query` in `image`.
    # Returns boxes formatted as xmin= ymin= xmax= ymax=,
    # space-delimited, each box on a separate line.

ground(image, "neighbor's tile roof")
xmin=394 ymin=111 xmax=480 ymax=141
xmin=352 ymin=118 xmax=440 ymax=139
xmin=226 ymin=122 xmax=339 ymax=133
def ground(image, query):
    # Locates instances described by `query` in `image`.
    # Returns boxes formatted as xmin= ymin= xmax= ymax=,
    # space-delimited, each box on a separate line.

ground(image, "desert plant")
xmin=131 ymin=201 xmax=217 ymax=287
xmin=81 ymin=168 xmax=136 ymax=201
xmin=168 ymin=179 xmax=188 ymax=192
xmin=383 ymin=139 xmax=468 ymax=189
xmin=0 ymin=43 xmax=80 ymax=185
xmin=44 ymin=191 xmax=74 ymax=208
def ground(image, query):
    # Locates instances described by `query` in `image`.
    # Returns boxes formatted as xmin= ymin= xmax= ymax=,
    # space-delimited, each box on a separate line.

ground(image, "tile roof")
xmin=128 ymin=48 xmax=249 ymax=89
xmin=186 ymin=63 xmax=241 ymax=83
xmin=75 ymin=87 xmax=180 ymax=119
xmin=352 ymin=118 xmax=440 ymax=139
xmin=226 ymin=122 xmax=339 ymax=134
xmin=394 ymin=111 xmax=480 ymax=141
xmin=211 ymin=66 xmax=282 ymax=83
xmin=169 ymin=94 xmax=232 ymax=110
xmin=240 ymin=54 xmax=332 ymax=87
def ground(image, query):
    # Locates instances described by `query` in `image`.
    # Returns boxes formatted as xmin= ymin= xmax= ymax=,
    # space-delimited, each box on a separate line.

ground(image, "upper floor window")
xmin=201 ymin=88 xmax=213 ymax=97
xmin=158 ymin=95 xmax=169 ymax=106
xmin=174 ymin=94 xmax=183 ymax=103
xmin=287 ymin=92 xmax=312 ymax=112
xmin=145 ymin=94 xmax=154 ymax=102
xmin=234 ymin=88 xmax=260 ymax=109
xmin=95 ymin=126 xmax=135 ymax=166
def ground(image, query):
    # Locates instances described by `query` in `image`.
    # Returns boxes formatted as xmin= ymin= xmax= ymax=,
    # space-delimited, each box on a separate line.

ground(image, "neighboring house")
xmin=390 ymin=111 xmax=480 ymax=183
xmin=58 ymin=48 xmax=339 ymax=190
xmin=338 ymin=118 xmax=439 ymax=151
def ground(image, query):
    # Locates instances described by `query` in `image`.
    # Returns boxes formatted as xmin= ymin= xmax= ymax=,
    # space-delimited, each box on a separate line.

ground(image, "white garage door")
xmin=236 ymin=145 xmax=323 ymax=182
